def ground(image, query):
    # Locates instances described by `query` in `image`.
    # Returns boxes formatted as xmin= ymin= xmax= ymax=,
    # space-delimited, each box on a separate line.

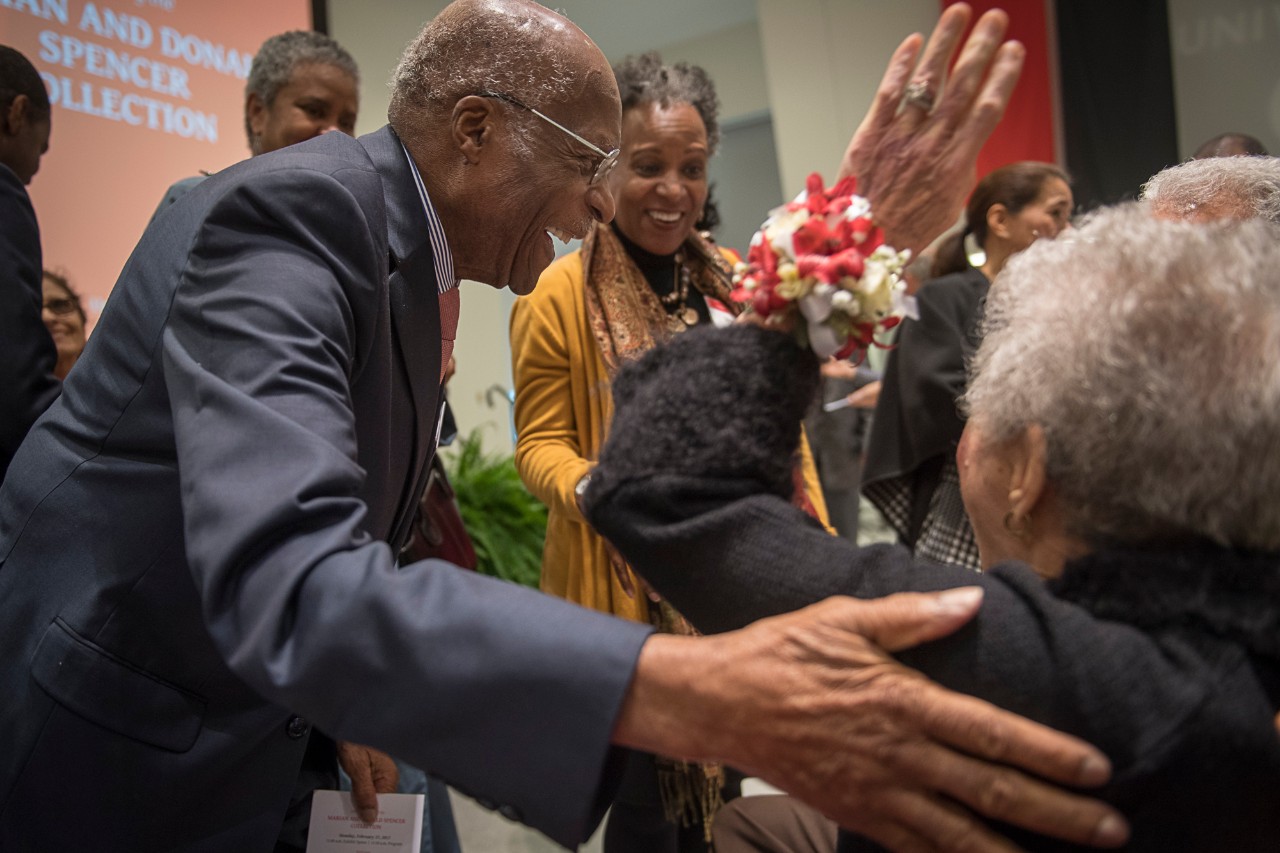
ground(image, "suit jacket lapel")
xmin=360 ymin=126 xmax=446 ymax=548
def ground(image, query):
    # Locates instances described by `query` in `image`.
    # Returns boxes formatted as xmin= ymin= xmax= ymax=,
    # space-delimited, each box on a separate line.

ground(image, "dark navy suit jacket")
xmin=0 ymin=126 xmax=647 ymax=852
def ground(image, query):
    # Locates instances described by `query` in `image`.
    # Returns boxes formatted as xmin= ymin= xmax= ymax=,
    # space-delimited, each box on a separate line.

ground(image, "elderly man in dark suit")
xmin=0 ymin=4 xmax=1128 ymax=852
xmin=0 ymin=44 xmax=57 ymax=482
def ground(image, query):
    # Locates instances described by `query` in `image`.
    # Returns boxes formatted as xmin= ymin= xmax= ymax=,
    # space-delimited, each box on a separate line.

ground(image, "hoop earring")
xmin=1002 ymin=511 xmax=1031 ymax=541
xmin=964 ymin=231 xmax=986 ymax=268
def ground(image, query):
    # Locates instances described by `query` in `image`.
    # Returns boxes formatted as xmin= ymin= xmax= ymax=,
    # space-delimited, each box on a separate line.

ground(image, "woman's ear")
xmin=986 ymin=203 xmax=1012 ymax=241
xmin=1007 ymin=423 xmax=1049 ymax=518
xmin=451 ymin=95 xmax=496 ymax=165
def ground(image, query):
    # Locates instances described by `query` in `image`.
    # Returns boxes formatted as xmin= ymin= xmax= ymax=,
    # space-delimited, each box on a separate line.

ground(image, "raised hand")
xmin=840 ymin=4 xmax=1026 ymax=257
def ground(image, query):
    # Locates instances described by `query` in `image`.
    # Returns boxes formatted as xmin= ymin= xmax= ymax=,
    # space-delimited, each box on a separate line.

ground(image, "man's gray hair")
xmin=1141 ymin=156 xmax=1280 ymax=224
xmin=388 ymin=3 xmax=575 ymax=141
xmin=244 ymin=31 xmax=359 ymax=146
xmin=966 ymin=204 xmax=1280 ymax=551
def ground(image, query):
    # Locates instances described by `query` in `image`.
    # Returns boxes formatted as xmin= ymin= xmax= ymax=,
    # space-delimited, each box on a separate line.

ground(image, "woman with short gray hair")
xmin=584 ymin=204 xmax=1280 ymax=850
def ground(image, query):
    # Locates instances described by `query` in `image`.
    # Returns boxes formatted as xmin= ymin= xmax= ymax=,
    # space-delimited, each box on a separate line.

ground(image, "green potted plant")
xmin=440 ymin=430 xmax=546 ymax=588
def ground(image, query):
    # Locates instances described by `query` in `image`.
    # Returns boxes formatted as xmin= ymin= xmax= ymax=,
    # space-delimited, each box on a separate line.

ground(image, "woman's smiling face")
xmin=608 ymin=101 xmax=709 ymax=256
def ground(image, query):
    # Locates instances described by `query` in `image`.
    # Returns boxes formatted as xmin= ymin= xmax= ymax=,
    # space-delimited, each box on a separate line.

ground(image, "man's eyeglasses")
xmin=44 ymin=297 xmax=81 ymax=316
xmin=481 ymin=91 xmax=619 ymax=186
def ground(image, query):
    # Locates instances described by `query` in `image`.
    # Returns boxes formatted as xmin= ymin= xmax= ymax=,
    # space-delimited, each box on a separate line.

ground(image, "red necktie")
xmin=439 ymin=285 xmax=459 ymax=383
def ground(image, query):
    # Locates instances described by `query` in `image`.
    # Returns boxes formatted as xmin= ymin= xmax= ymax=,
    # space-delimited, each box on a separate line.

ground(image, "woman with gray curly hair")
xmin=584 ymin=204 xmax=1280 ymax=851
xmin=153 ymin=31 xmax=359 ymax=216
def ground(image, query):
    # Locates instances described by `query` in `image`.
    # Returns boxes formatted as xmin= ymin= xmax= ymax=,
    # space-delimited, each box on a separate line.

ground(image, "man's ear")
xmin=986 ymin=203 xmax=1012 ymax=241
xmin=451 ymin=95 xmax=496 ymax=164
xmin=1007 ymin=423 xmax=1049 ymax=519
xmin=2 ymin=94 xmax=31 ymax=137
xmin=245 ymin=92 xmax=267 ymax=144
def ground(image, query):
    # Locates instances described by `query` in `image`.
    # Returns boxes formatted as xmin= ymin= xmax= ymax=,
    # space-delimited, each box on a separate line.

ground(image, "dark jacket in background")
xmin=0 ymin=161 xmax=59 ymax=481
xmin=861 ymin=267 xmax=988 ymax=561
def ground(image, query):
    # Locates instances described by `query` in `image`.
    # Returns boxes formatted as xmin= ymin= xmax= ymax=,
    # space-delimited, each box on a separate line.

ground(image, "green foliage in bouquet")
xmin=440 ymin=429 xmax=546 ymax=588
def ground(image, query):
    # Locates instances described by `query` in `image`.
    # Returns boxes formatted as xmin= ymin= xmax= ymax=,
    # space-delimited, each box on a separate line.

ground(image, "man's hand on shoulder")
xmin=613 ymin=589 xmax=1130 ymax=852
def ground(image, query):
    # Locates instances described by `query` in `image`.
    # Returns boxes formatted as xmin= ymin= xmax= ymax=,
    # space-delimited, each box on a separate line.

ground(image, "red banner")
xmin=944 ymin=0 xmax=1059 ymax=178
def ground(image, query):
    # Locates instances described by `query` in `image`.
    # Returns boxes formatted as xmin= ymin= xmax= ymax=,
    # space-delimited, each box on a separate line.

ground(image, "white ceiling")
xmin=551 ymin=0 xmax=759 ymax=59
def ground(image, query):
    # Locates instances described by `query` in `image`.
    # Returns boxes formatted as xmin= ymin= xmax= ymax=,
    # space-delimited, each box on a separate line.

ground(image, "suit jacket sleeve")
xmin=162 ymin=166 xmax=649 ymax=846
xmin=0 ymin=164 xmax=59 ymax=480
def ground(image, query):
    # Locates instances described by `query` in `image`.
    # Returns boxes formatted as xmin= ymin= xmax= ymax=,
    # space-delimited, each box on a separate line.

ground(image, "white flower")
xmin=799 ymin=284 xmax=835 ymax=323
xmin=830 ymin=289 xmax=855 ymax=312
xmin=895 ymin=291 xmax=919 ymax=321
xmin=807 ymin=319 xmax=843 ymax=360
xmin=840 ymin=195 xmax=872 ymax=221
xmin=760 ymin=207 xmax=808 ymax=262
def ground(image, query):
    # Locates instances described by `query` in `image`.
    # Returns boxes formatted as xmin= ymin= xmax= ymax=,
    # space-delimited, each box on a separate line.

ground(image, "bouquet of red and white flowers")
xmin=731 ymin=172 xmax=915 ymax=360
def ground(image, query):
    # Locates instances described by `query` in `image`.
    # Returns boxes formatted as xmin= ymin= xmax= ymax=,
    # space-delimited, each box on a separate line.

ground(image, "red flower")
xmin=795 ymin=256 xmax=823 ymax=279
xmin=829 ymin=175 xmax=858 ymax=200
xmin=803 ymin=173 xmax=828 ymax=214
xmin=792 ymin=217 xmax=831 ymax=256
xmin=752 ymin=288 xmax=774 ymax=317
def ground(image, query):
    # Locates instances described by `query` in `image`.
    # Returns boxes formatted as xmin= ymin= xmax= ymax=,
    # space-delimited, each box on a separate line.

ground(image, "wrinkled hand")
xmin=337 ymin=741 xmax=399 ymax=824
xmin=617 ymin=590 xmax=1128 ymax=852
xmin=839 ymin=4 xmax=1025 ymax=257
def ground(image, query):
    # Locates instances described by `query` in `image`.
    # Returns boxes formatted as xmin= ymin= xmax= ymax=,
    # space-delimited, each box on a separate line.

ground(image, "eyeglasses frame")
xmin=480 ymin=90 xmax=619 ymax=186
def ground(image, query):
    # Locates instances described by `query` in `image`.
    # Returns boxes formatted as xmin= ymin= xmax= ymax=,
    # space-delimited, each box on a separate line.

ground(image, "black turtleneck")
xmin=611 ymin=222 xmax=711 ymax=325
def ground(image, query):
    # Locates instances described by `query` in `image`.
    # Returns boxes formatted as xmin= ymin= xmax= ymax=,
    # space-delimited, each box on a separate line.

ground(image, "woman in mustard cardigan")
xmin=509 ymin=53 xmax=828 ymax=853
xmin=511 ymin=54 xmax=829 ymax=626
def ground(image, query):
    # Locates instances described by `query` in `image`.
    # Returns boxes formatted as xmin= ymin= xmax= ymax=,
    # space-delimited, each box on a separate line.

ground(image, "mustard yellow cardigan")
xmin=511 ymin=248 xmax=830 ymax=623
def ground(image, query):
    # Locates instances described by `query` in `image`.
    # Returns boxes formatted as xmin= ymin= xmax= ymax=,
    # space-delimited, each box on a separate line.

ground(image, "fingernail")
xmin=1079 ymin=753 xmax=1111 ymax=785
xmin=1093 ymin=814 xmax=1129 ymax=846
xmin=360 ymin=808 xmax=378 ymax=824
xmin=932 ymin=586 xmax=983 ymax=615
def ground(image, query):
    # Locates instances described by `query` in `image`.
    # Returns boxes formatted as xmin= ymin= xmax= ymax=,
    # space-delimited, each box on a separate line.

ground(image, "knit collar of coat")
xmin=1046 ymin=541 xmax=1280 ymax=662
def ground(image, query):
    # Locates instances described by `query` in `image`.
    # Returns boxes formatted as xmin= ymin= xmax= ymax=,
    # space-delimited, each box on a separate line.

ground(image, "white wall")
xmin=635 ymin=20 xmax=771 ymax=121
xmin=1167 ymin=0 xmax=1280 ymax=157
xmin=757 ymin=0 xmax=937 ymax=196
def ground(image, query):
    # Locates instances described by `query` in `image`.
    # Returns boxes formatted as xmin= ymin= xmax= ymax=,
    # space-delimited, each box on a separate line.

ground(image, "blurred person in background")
xmin=862 ymin=162 xmax=1072 ymax=570
xmin=0 ymin=44 xmax=57 ymax=482
xmin=1192 ymin=131 xmax=1267 ymax=159
xmin=1142 ymin=154 xmax=1280 ymax=224
xmin=41 ymin=269 xmax=86 ymax=380
xmin=153 ymin=30 xmax=359 ymax=214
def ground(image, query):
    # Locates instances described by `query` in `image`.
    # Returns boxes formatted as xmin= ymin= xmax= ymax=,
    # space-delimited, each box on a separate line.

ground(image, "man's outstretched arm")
xmin=614 ymin=591 xmax=1129 ymax=852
